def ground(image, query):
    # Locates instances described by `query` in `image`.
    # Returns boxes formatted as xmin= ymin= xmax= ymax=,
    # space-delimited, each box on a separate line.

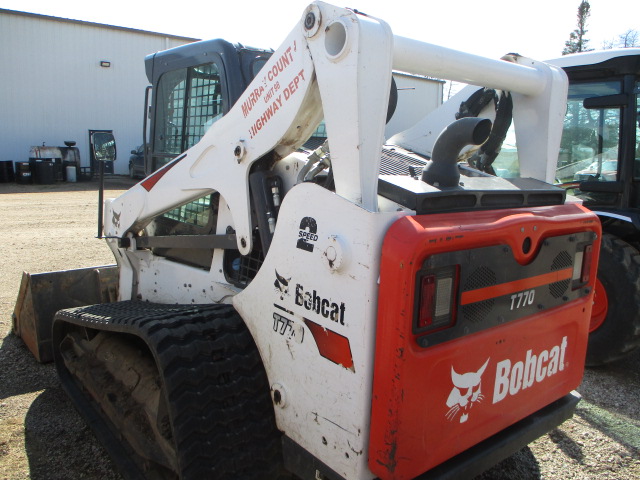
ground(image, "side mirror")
xmin=131 ymin=150 xmax=137 ymax=155
xmin=91 ymin=132 xmax=117 ymax=162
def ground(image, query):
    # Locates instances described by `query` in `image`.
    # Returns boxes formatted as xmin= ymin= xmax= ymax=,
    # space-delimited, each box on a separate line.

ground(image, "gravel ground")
xmin=0 ymin=179 xmax=639 ymax=479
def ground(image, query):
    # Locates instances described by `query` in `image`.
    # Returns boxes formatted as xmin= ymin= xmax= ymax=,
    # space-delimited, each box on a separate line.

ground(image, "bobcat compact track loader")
xmin=15 ymin=2 xmax=601 ymax=479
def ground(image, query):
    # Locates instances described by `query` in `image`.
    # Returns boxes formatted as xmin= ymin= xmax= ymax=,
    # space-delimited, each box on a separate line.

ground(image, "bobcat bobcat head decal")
xmin=274 ymin=270 xmax=291 ymax=300
xmin=446 ymin=358 xmax=489 ymax=423
xmin=112 ymin=210 xmax=121 ymax=229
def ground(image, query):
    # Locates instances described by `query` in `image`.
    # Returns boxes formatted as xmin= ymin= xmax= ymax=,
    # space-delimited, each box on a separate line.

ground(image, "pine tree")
xmin=562 ymin=1 xmax=594 ymax=55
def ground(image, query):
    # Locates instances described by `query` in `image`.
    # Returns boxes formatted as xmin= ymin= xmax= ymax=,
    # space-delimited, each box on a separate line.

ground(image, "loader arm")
xmin=104 ymin=3 xmax=394 ymax=257
xmin=104 ymin=1 xmax=567 ymax=255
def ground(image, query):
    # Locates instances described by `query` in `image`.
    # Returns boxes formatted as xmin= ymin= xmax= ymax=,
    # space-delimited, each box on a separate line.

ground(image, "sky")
xmin=1 ymin=0 xmax=638 ymax=61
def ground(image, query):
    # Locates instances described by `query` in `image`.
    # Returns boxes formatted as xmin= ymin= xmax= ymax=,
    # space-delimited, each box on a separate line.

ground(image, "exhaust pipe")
xmin=422 ymin=117 xmax=492 ymax=187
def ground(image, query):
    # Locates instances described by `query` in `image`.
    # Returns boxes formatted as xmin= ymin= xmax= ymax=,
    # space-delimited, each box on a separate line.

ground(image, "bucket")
xmin=35 ymin=161 xmax=55 ymax=185
xmin=66 ymin=165 xmax=77 ymax=182
xmin=0 ymin=160 xmax=14 ymax=183
xmin=15 ymin=162 xmax=32 ymax=184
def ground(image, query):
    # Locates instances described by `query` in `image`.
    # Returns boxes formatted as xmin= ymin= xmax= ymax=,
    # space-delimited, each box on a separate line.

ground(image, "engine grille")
xmin=461 ymin=266 xmax=497 ymax=324
xmin=549 ymin=251 xmax=573 ymax=299
xmin=380 ymin=147 xmax=427 ymax=176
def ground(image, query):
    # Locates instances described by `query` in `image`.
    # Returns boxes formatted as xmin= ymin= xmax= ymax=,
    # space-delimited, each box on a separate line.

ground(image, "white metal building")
xmin=0 ymin=9 xmax=197 ymax=175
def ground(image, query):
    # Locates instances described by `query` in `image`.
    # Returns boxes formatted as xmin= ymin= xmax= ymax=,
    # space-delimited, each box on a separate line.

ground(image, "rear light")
xmin=572 ymin=243 xmax=593 ymax=289
xmin=415 ymin=266 xmax=459 ymax=332
xmin=417 ymin=275 xmax=436 ymax=328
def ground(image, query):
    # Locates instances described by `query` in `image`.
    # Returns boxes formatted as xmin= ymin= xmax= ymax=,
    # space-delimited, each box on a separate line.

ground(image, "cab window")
xmin=153 ymin=62 xmax=223 ymax=168
xmin=635 ymin=80 xmax=639 ymax=179
xmin=556 ymin=80 xmax=622 ymax=184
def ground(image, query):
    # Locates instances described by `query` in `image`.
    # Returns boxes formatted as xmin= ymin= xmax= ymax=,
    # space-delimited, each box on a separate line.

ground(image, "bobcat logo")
xmin=274 ymin=270 xmax=291 ymax=300
xmin=445 ymin=359 xmax=489 ymax=423
xmin=112 ymin=210 xmax=121 ymax=229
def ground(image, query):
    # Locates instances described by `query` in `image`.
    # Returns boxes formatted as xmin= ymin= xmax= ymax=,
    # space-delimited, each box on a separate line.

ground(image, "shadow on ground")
xmin=577 ymin=348 xmax=640 ymax=453
xmin=0 ymin=332 xmax=56 ymax=401
xmin=0 ymin=330 xmax=122 ymax=480
xmin=474 ymin=447 xmax=541 ymax=479
xmin=25 ymin=388 xmax=122 ymax=480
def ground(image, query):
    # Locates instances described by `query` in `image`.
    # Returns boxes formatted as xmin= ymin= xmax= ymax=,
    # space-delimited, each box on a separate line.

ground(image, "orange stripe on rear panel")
xmin=460 ymin=267 xmax=573 ymax=305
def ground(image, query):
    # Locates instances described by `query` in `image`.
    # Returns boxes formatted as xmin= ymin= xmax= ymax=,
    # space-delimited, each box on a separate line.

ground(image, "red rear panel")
xmin=369 ymin=203 xmax=600 ymax=480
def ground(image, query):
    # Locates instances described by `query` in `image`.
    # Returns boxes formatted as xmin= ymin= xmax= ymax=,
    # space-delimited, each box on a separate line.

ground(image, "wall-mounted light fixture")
xmin=100 ymin=61 xmax=111 ymax=68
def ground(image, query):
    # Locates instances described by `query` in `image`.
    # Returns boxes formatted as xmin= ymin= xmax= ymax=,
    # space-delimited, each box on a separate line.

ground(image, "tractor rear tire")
xmin=586 ymin=233 xmax=640 ymax=366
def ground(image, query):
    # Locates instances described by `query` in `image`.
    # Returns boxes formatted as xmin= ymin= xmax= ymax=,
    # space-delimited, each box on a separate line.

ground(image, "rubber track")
xmin=53 ymin=301 xmax=286 ymax=480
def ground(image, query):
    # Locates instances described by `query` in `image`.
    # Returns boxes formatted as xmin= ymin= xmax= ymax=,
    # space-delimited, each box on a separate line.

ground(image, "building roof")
xmin=0 ymin=8 xmax=200 ymax=42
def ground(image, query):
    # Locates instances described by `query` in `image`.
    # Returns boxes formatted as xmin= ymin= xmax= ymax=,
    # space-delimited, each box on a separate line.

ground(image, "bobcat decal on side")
xmin=274 ymin=270 xmax=291 ymax=300
xmin=112 ymin=210 xmax=121 ymax=229
xmin=445 ymin=358 xmax=489 ymax=423
xmin=444 ymin=336 xmax=570 ymax=424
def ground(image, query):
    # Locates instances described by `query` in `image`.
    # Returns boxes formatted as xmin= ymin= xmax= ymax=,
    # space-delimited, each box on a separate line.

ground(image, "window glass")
xmin=154 ymin=69 xmax=187 ymax=157
xmin=491 ymin=127 xmax=518 ymax=177
xmin=164 ymin=195 xmax=211 ymax=227
xmin=251 ymin=56 xmax=269 ymax=78
xmin=185 ymin=63 xmax=223 ymax=149
xmin=145 ymin=193 xmax=219 ymax=270
xmin=153 ymin=62 xmax=223 ymax=162
xmin=635 ymin=80 xmax=640 ymax=179
xmin=158 ymin=64 xmax=222 ymax=229
xmin=557 ymin=80 xmax=621 ymax=184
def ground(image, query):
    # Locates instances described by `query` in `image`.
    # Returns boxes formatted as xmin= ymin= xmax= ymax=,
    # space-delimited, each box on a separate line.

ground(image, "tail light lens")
xmin=415 ymin=265 xmax=459 ymax=332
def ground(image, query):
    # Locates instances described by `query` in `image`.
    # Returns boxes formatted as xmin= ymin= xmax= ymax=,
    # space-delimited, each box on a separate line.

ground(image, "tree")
xmin=562 ymin=1 xmax=594 ymax=55
xmin=603 ymin=29 xmax=639 ymax=49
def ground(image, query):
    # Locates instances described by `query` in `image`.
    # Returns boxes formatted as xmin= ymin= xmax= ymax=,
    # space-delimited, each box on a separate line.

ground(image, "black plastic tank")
xmin=15 ymin=162 xmax=32 ymax=184
xmin=0 ymin=160 xmax=14 ymax=183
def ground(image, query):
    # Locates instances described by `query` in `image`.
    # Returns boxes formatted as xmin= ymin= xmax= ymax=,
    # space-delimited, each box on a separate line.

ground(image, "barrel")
xmin=66 ymin=165 xmax=77 ymax=182
xmin=15 ymin=162 xmax=32 ymax=184
xmin=0 ymin=160 xmax=14 ymax=183
xmin=35 ymin=161 xmax=55 ymax=185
